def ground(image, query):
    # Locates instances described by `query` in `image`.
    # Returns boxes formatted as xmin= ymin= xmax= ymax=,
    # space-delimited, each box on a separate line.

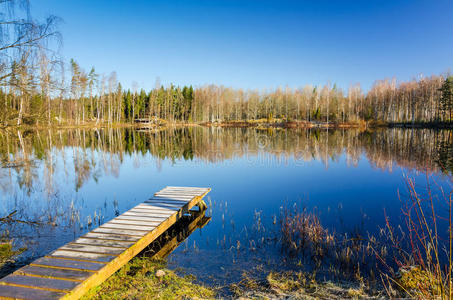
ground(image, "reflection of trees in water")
xmin=361 ymin=129 xmax=453 ymax=174
xmin=0 ymin=128 xmax=452 ymax=194
xmin=0 ymin=127 xmax=451 ymax=268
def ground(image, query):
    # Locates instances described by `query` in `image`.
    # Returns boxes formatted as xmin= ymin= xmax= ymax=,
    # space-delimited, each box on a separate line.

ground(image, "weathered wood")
xmin=153 ymin=194 xmax=198 ymax=199
xmin=100 ymin=223 xmax=155 ymax=231
xmin=108 ymin=219 xmax=161 ymax=226
xmin=121 ymin=210 xmax=170 ymax=217
xmin=165 ymin=186 xmax=209 ymax=191
xmin=0 ymin=285 xmax=66 ymax=300
xmin=154 ymin=192 xmax=200 ymax=196
xmin=132 ymin=207 xmax=178 ymax=214
xmin=145 ymin=199 xmax=189 ymax=205
xmin=32 ymin=257 xmax=105 ymax=272
xmin=16 ymin=266 xmax=91 ymax=282
xmin=117 ymin=214 xmax=168 ymax=222
xmin=92 ymin=227 xmax=147 ymax=236
xmin=132 ymin=205 xmax=177 ymax=212
xmin=72 ymin=238 xmax=135 ymax=248
xmin=50 ymin=250 xmax=116 ymax=263
xmin=135 ymin=203 xmax=179 ymax=211
xmin=60 ymin=244 xmax=124 ymax=255
xmin=150 ymin=196 xmax=193 ymax=201
xmin=1 ymin=275 xmax=79 ymax=292
xmin=0 ymin=186 xmax=211 ymax=300
xmin=83 ymin=232 xmax=141 ymax=242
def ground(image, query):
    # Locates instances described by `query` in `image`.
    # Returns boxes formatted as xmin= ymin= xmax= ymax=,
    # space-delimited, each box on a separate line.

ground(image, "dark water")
xmin=0 ymin=127 xmax=452 ymax=285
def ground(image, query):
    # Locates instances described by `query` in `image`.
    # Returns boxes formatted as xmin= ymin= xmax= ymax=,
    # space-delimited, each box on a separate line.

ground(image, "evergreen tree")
xmin=439 ymin=76 xmax=453 ymax=121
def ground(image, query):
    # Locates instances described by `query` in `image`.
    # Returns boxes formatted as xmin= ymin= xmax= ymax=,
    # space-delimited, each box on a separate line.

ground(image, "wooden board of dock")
xmin=0 ymin=186 xmax=211 ymax=300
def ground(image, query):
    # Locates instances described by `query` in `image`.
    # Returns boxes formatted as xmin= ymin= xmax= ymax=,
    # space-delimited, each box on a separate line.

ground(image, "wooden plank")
xmin=164 ymin=186 xmax=209 ymax=191
xmin=155 ymin=191 xmax=200 ymax=194
xmin=160 ymin=190 xmax=207 ymax=195
xmin=154 ymin=192 xmax=198 ymax=196
xmin=132 ymin=206 xmax=178 ymax=213
xmin=144 ymin=203 xmax=185 ymax=209
xmin=136 ymin=203 xmax=180 ymax=211
xmin=143 ymin=200 xmax=186 ymax=207
xmin=122 ymin=211 xmax=170 ymax=217
xmin=165 ymin=186 xmax=209 ymax=189
xmin=32 ymin=257 xmax=105 ymax=272
xmin=158 ymin=194 xmax=198 ymax=197
xmin=83 ymin=232 xmax=141 ymax=242
xmin=60 ymin=244 xmax=124 ymax=255
xmin=100 ymin=223 xmax=155 ymax=231
xmin=131 ymin=208 xmax=178 ymax=215
xmin=73 ymin=238 xmax=135 ymax=248
xmin=92 ymin=227 xmax=147 ymax=237
xmin=136 ymin=203 xmax=180 ymax=210
xmin=126 ymin=208 xmax=174 ymax=216
xmin=1 ymin=275 xmax=79 ymax=292
xmin=150 ymin=196 xmax=192 ymax=201
xmin=118 ymin=214 xmax=169 ymax=221
xmin=108 ymin=219 xmax=161 ymax=226
xmin=145 ymin=199 xmax=189 ymax=205
xmin=153 ymin=194 xmax=197 ymax=198
xmin=50 ymin=251 xmax=116 ymax=263
xmin=140 ymin=204 xmax=187 ymax=210
xmin=127 ymin=207 xmax=174 ymax=214
xmin=0 ymin=285 xmax=66 ymax=300
xmin=16 ymin=266 xmax=91 ymax=282
xmin=134 ymin=203 xmax=181 ymax=210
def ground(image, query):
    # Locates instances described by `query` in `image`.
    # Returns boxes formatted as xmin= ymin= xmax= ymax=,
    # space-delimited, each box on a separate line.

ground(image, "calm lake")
xmin=0 ymin=127 xmax=452 ymax=286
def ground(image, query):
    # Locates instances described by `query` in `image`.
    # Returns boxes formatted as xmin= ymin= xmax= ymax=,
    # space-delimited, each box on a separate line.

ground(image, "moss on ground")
xmin=0 ymin=242 xmax=25 ymax=267
xmin=82 ymin=257 xmax=215 ymax=300
xmin=395 ymin=266 xmax=443 ymax=298
xmin=230 ymin=270 xmax=383 ymax=299
xmin=0 ymin=243 xmax=14 ymax=266
xmin=82 ymin=256 xmax=385 ymax=299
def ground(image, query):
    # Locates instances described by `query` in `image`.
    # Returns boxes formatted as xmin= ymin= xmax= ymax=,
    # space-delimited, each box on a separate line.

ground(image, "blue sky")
xmin=36 ymin=0 xmax=453 ymax=91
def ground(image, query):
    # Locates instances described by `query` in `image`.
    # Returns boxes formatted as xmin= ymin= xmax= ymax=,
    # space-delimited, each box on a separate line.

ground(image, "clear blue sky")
xmin=36 ymin=0 xmax=453 ymax=91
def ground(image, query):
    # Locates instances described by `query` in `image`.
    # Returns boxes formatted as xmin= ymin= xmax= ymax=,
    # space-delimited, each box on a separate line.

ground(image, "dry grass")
xmin=375 ymin=174 xmax=453 ymax=299
xmin=277 ymin=174 xmax=453 ymax=299
xmin=230 ymin=270 xmax=380 ymax=299
xmin=82 ymin=258 xmax=215 ymax=300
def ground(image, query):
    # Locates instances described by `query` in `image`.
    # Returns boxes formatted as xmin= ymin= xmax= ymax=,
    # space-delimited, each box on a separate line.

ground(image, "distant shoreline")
xmin=1 ymin=120 xmax=453 ymax=130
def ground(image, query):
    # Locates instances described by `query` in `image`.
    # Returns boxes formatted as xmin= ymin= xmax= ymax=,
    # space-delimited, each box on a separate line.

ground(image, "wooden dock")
xmin=0 ymin=186 xmax=210 ymax=300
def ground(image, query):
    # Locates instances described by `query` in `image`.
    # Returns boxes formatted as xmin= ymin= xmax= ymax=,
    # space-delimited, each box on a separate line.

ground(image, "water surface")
xmin=0 ymin=127 xmax=451 ymax=285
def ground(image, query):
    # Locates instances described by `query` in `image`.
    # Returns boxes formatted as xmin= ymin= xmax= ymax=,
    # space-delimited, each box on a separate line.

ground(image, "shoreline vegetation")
xmin=84 ymin=175 xmax=453 ymax=299
xmin=1 ymin=118 xmax=453 ymax=131
xmin=83 ymin=257 xmax=378 ymax=300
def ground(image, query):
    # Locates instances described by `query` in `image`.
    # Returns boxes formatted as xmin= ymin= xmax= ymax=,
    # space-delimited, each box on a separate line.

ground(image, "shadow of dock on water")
xmin=139 ymin=206 xmax=211 ymax=259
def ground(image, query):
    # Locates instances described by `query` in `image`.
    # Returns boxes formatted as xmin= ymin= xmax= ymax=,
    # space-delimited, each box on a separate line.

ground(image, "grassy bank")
xmin=82 ymin=258 xmax=215 ymax=300
xmin=82 ymin=256 xmax=382 ymax=299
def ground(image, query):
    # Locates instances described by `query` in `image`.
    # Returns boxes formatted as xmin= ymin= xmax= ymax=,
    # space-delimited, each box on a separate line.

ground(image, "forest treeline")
xmin=1 ymin=0 xmax=453 ymax=128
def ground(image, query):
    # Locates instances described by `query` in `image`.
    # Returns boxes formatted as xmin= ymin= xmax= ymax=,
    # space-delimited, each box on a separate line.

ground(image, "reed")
xmin=375 ymin=174 xmax=453 ymax=299
xmin=278 ymin=175 xmax=453 ymax=298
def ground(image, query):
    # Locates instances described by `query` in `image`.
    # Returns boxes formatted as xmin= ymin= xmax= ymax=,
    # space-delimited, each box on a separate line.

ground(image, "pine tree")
xmin=439 ymin=76 xmax=453 ymax=121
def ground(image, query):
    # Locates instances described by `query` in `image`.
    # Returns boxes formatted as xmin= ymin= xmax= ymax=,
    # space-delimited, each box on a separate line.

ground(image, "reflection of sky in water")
xmin=0 ymin=128 xmax=451 ymax=285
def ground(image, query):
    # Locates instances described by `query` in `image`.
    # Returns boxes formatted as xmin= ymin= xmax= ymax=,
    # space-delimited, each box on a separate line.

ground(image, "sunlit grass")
xmin=82 ymin=258 xmax=216 ymax=300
